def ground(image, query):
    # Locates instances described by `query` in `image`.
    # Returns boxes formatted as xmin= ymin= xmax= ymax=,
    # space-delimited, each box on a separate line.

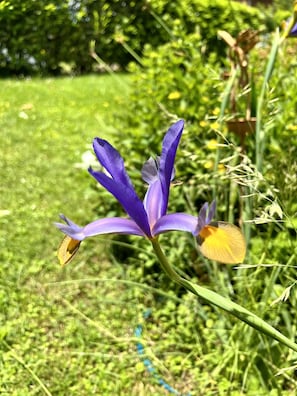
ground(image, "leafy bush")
xmin=127 ymin=31 xmax=221 ymax=150
xmin=0 ymin=0 xmax=267 ymax=75
xmin=118 ymin=0 xmax=267 ymax=167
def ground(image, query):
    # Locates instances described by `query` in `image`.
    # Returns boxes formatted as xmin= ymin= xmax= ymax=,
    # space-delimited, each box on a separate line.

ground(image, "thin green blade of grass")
xmin=3 ymin=341 xmax=53 ymax=396
xmin=214 ymin=68 xmax=239 ymax=175
xmin=256 ymin=30 xmax=280 ymax=171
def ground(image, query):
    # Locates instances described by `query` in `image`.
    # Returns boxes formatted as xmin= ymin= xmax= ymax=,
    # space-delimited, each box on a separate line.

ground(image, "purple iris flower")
xmin=55 ymin=120 xmax=216 ymax=241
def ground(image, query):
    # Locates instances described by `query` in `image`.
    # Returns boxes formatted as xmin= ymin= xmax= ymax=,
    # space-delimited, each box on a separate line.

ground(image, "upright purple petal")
xmin=159 ymin=120 xmax=184 ymax=215
xmin=206 ymin=200 xmax=216 ymax=223
xmin=141 ymin=157 xmax=160 ymax=184
xmin=55 ymin=215 xmax=146 ymax=240
xmin=89 ymin=169 xmax=152 ymax=237
xmin=195 ymin=201 xmax=216 ymax=235
xmin=92 ymin=138 xmax=133 ymax=188
xmin=152 ymin=213 xmax=198 ymax=236
xmin=290 ymin=22 xmax=297 ymax=36
xmin=143 ymin=179 xmax=163 ymax=228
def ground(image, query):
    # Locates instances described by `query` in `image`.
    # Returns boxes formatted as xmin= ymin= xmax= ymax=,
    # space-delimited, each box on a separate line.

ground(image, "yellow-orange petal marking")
xmin=197 ymin=221 xmax=246 ymax=264
xmin=57 ymin=236 xmax=81 ymax=266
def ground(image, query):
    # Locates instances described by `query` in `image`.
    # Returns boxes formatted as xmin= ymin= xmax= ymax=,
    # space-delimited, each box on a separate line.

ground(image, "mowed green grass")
xmin=0 ymin=75 xmax=169 ymax=395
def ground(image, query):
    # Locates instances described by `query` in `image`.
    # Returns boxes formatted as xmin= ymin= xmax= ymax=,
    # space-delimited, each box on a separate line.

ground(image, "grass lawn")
xmin=0 ymin=74 xmax=173 ymax=395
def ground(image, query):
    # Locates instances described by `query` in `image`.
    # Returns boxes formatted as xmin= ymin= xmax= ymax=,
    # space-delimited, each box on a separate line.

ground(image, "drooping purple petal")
xmin=89 ymin=169 xmax=152 ymax=237
xmin=143 ymin=179 xmax=163 ymax=228
xmin=159 ymin=120 xmax=184 ymax=215
xmin=83 ymin=218 xmax=146 ymax=237
xmin=152 ymin=213 xmax=198 ymax=236
xmin=92 ymin=138 xmax=133 ymax=188
xmin=55 ymin=214 xmax=85 ymax=239
xmin=55 ymin=215 xmax=146 ymax=240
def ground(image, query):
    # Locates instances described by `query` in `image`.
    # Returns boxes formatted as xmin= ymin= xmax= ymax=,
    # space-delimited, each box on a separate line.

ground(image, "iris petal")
xmin=206 ymin=200 xmax=216 ymax=223
xmin=56 ymin=216 xmax=145 ymax=240
xmin=195 ymin=200 xmax=216 ymax=235
xmin=83 ymin=217 xmax=145 ymax=238
xmin=55 ymin=214 xmax=85 ymax=240
xmin=159 ymin=120 xmax=184 ymax=216
xmin=92 ymin=138 xmax=133 ymax=188
xmin=291 ymin=22 xmax=297 ymax=35
xmin=141 ymin=156 xmax=160 ymax=184
xmin=89 ymin=169 xmax=152 ymax=237
xmin=152 ymin=213 xmax=198 ymax=236
xmin=143 ymin=179 xmax=163 ymax=228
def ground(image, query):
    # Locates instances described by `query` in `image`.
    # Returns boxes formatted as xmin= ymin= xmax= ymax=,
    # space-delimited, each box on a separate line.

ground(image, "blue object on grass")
xmin=134 ymin=310 xmax=191 ymax=396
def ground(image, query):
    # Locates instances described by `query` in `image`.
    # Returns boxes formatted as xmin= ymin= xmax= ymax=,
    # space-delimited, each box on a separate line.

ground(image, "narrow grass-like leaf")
xmin=256 ymin=30 xmax=280 ymax=171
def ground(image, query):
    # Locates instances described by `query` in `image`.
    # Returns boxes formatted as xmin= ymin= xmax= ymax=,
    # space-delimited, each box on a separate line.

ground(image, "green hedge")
xmin=0 ymin=0 xmax=268 ymax=75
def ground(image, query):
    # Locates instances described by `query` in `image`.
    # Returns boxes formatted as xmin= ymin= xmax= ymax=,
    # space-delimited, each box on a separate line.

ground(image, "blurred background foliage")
xmin=0 ymin=0 xmax=281 ymax=75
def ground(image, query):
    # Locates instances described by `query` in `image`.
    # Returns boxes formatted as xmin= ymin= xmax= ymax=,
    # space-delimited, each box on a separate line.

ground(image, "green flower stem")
xmin=150 ymin=238 xmax=297 ymax=353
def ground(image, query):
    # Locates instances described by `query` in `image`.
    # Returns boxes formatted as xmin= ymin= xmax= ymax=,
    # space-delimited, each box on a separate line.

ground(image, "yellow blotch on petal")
xmin=57 ymin=236 xmax=81 ymax=266
xmin=197 ymin=222 xmax=246 ymax=264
